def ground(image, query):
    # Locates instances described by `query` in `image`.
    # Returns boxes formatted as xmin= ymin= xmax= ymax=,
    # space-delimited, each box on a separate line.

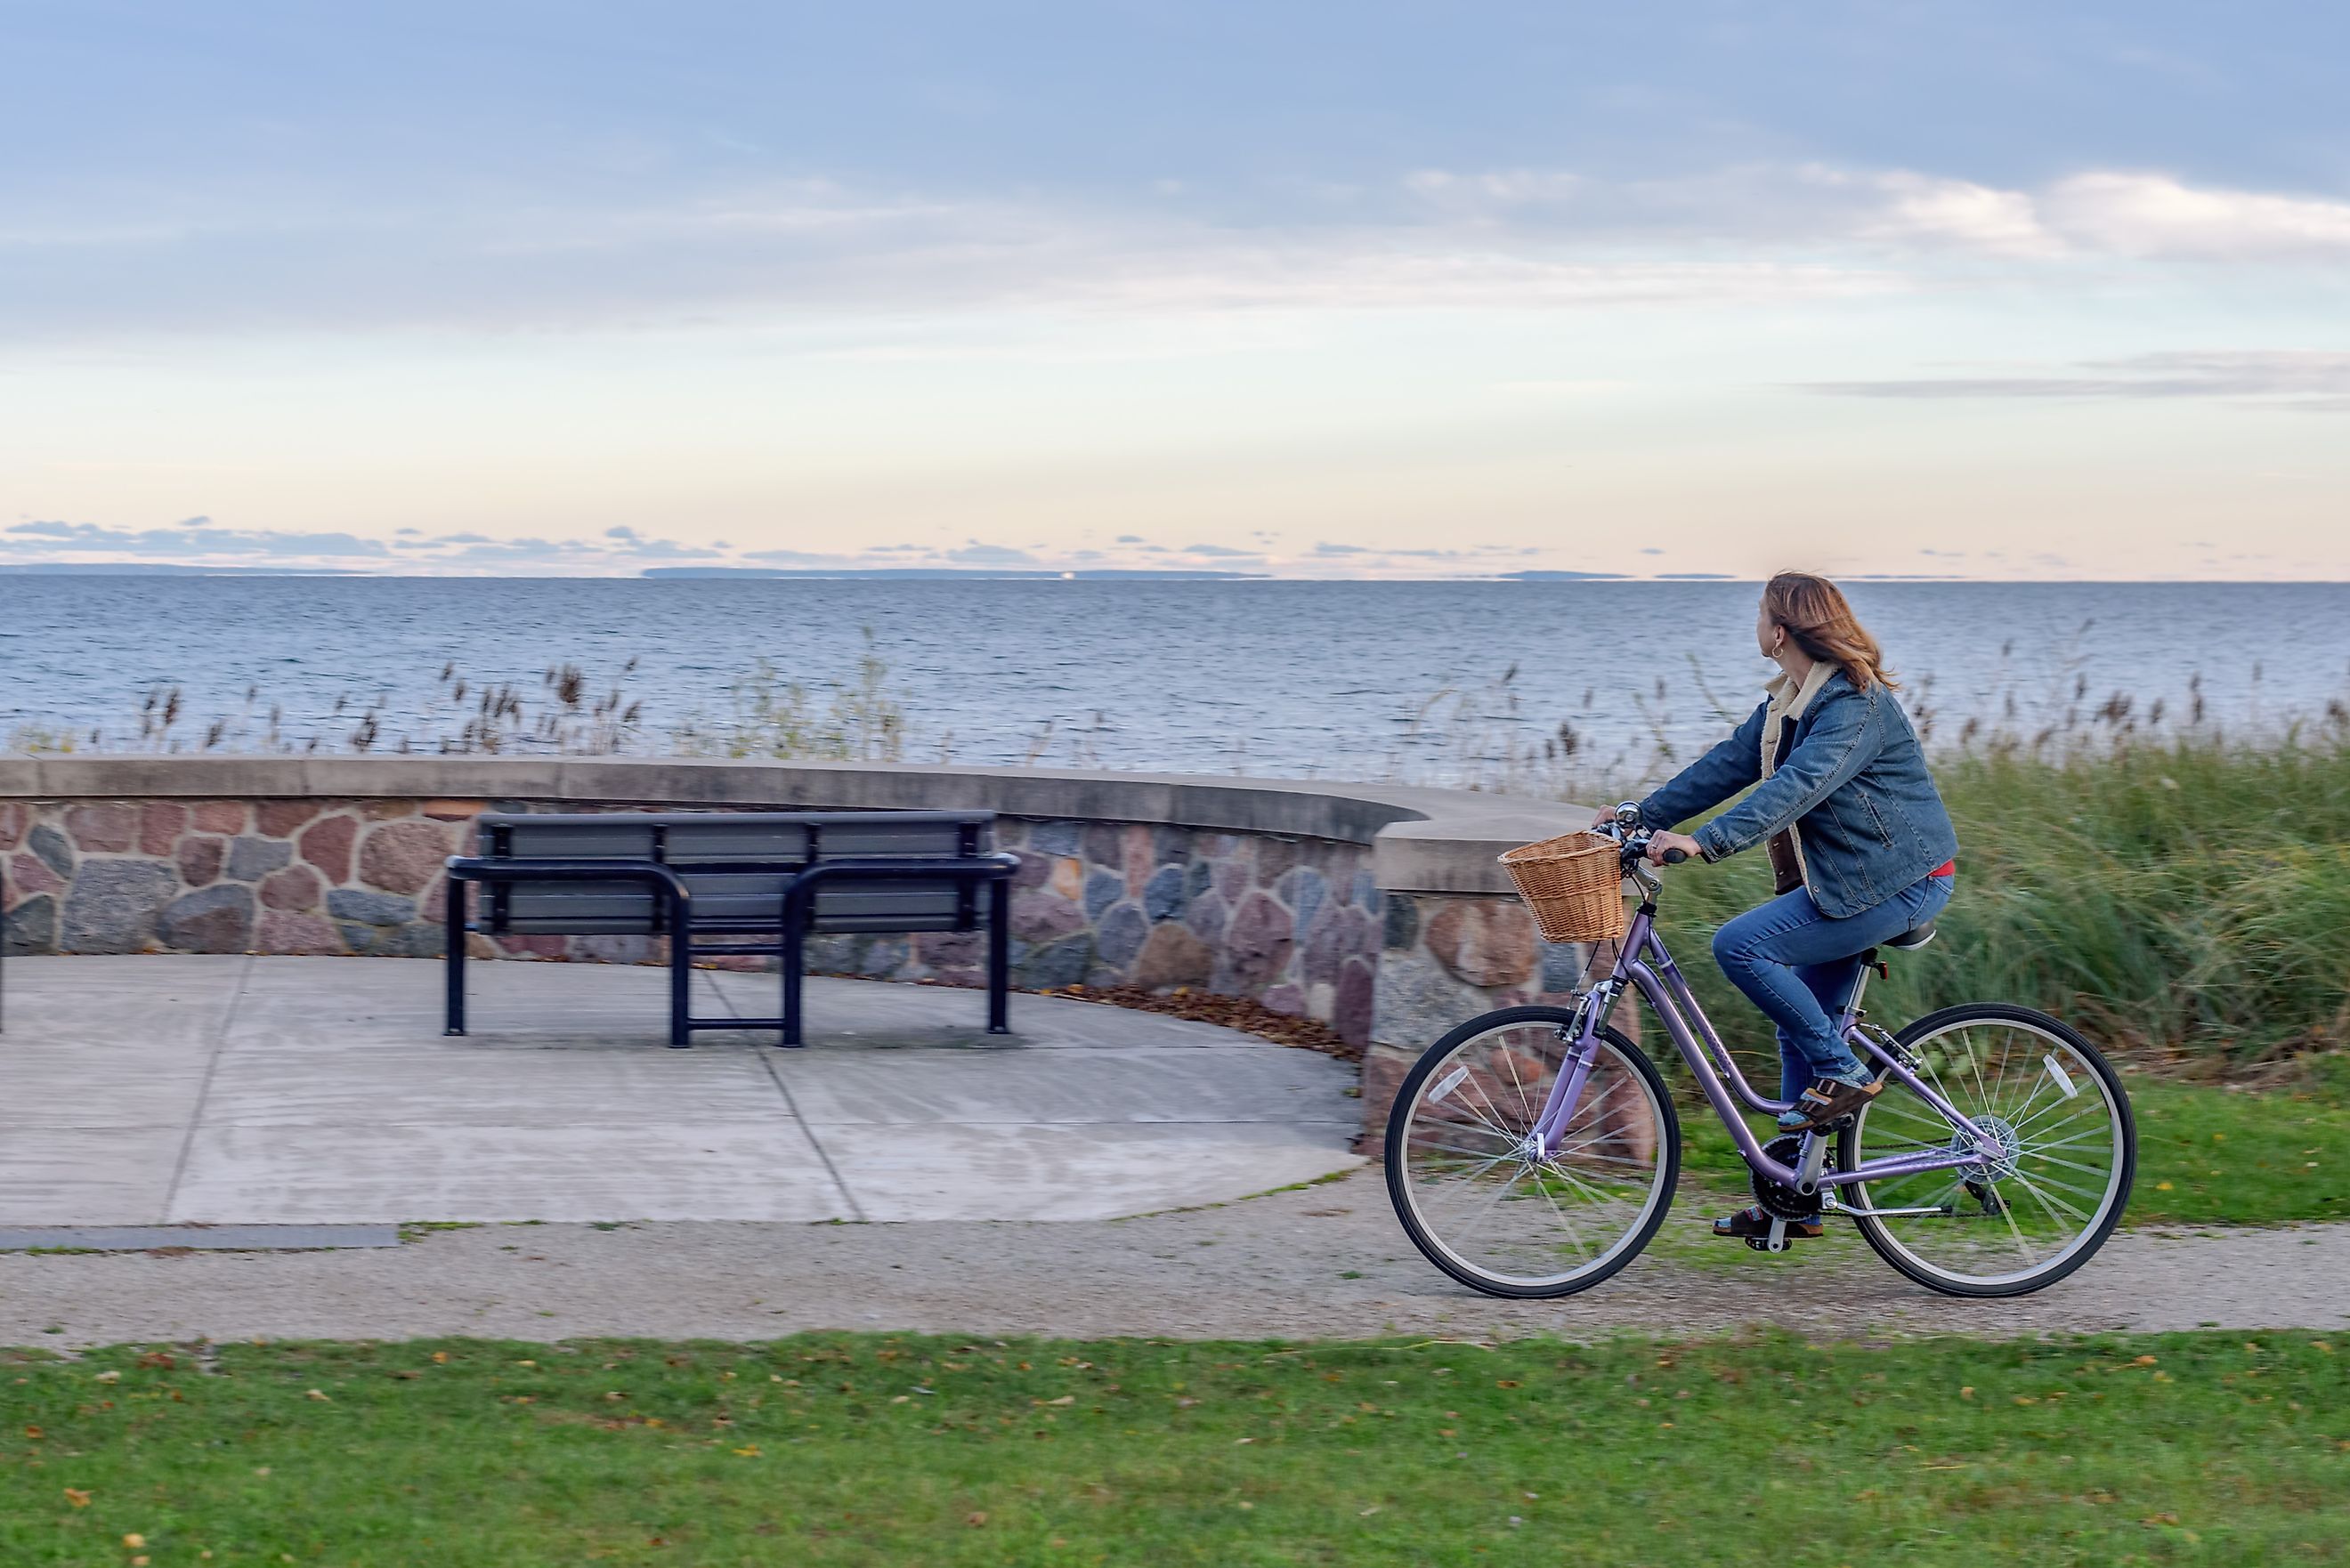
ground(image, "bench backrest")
xmin=472 ymin=811 xmax=994 ymax=936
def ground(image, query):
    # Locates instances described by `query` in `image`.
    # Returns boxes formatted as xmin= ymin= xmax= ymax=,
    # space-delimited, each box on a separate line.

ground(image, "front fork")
xmin=1528 ymin=979 xmax=1619 ymax=1159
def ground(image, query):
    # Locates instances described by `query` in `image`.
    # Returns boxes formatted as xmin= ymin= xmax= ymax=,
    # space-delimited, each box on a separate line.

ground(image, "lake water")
xmin=3 ymin=577 xmax=2344 ymax=786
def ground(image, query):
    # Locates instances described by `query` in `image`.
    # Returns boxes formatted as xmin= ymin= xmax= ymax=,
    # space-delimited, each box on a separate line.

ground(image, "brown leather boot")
xmin=1791 ymin=1074 xmax=1882 ymax=1131
xmin=1712 ymin=1206 xmax=1822 ymax=1241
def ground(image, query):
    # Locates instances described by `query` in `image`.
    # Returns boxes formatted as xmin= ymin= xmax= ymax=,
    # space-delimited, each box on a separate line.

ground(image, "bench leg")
xmin=443 ymin=881 xmax=467 ymax=1037
xmin=781 ymin=917 xmax=806 ymax=1048
xmin=986 ymin=877 xmax=1010 ymax=1034
xmin=668 ymin=919 xmax=693 ymax=1049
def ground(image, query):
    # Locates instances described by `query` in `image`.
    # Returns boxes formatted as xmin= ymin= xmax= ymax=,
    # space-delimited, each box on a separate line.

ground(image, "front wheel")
xmin=1385 ymin=1006 xmax=1680 ymax=1298
xmin=1839 ymin=1003 xmax=2135 ymax=1297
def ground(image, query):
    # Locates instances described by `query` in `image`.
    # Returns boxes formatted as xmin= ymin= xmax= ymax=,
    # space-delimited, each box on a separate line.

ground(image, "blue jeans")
xmin=1710 ymin=872 xmax=1954 ymax=1098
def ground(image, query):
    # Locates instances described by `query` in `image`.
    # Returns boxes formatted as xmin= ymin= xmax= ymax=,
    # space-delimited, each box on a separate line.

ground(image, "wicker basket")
xmin=1498 ymin=830 xmax=1627 ymax=943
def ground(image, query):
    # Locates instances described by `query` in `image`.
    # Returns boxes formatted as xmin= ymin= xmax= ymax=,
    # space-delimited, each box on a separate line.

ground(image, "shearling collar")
xmin=1761 ymin=660 xmax=1838 ymax=772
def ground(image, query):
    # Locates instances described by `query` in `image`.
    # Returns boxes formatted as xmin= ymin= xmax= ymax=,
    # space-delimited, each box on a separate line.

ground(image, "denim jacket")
xmin=1636 ymin=670 xmax=1958 ymax=918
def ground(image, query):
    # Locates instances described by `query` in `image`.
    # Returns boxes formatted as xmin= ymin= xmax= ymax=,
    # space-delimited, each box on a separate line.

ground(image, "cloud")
xmin=1114 ymin=534 xmax=1147 ymax=544
xmin=1311 ymin=543 xmax=1371 ymax=555
xmin=1180 ymin=544 xmax=1256 ymax=558
xmin=0 ymin=516 xmax=734 ymax=572
xmin=1857 ymin=172 xmax=2059 ymax=259
xmin=1802 ymin=350 xmax=2350 ymax=409
xmin=1405 ymin=162 xmax=2350 ymax=266
xmin=947 ymin=543 xmax=1037 ymax=564
xmin=10 ymin=150 xmax=2350 ymax=349
xmin=3 ymin=518 xmax=393 ymax=559
xmin=2043 ymin=173 xmax=2350 ymax=260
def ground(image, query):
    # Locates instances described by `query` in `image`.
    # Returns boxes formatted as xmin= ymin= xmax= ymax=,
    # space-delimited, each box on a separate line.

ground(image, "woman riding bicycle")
xmin=1603 ymin=571 xmax=1958 ymax=1243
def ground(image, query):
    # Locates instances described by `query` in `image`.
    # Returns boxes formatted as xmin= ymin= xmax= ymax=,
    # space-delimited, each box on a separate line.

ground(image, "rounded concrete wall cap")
xmin=4 ymin=756 xmax=1592 ymax=896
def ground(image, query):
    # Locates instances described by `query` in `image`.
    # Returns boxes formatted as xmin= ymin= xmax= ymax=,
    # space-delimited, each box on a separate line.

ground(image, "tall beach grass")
xmin=9 ymin=643 xmax=2346 ymax=1070
xmin=1651 ymin=735 xmax=2350 ymax=1075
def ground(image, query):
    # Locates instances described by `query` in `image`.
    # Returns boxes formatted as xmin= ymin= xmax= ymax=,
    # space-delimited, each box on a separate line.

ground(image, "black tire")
xmin=1838 ymin=1002 xmax=2135 ymax=1297
xmin=1384 ymin=1006 xmax=1680 ymax=1299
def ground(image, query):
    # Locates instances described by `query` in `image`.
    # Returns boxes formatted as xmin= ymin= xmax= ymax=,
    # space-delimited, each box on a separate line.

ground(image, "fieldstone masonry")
xmin=1 ymin=797 xmax=479 ymax=962
xmin=3 ymin=772 xmax=1608 ymax=1145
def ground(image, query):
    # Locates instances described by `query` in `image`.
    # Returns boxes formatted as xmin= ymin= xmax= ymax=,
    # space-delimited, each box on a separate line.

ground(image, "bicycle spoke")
xmin=2021 ymin=1120 xmax=2116 ymax=1156
xmin=2006 ymin=1164 xmax=2107 ymax=1209
xmin=2007 ymin=1169 xmax=2093 ymax=1231
xmin=1446 ymin=1164 xmax=1531 ymax=1248
xmin=1435 ymin=1085 xmax=1515 ymax=1144
xmin=1535 ymin=1175 xmax=1595 ymax=1261
xmin=1458 ymin=1072 xmax=1527 ymax=1144
xmin=1995 ymin=1184 xmax=2040 ymax=1267
xmin=1409 ymin=1138 xmax=1520 ymax=1164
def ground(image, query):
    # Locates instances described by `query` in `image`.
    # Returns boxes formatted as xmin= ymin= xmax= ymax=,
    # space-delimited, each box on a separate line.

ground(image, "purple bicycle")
xmin=1385 ymin=804 xmax=2135 ymax=1298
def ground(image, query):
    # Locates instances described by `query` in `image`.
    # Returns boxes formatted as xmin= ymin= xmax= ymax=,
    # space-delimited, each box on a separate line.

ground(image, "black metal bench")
xmin=442 ymin=811 xmax=1017 ymax=1047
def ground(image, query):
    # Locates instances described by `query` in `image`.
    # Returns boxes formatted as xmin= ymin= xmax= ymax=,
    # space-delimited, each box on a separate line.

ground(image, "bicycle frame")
xmin=1529 ymin=896 xmax=2001 ymax=1194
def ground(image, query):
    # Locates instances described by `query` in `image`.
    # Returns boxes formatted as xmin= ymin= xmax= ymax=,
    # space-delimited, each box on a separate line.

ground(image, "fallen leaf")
xmin=966 ymin=1512 xmax=988 ymax=1527
xmin=124 ymin=1534 xmax=147 ymax=1549
xmin=63 ymin=1489 xmax=92 ymax=1508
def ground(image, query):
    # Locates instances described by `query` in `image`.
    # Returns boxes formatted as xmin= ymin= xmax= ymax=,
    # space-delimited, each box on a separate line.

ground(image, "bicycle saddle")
xmin=1882 ymin=919 xmax=1938 ymax=952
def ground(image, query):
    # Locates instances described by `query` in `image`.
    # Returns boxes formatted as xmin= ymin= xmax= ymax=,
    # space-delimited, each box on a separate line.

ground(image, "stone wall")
xmin=3 ymin=758 xmax=1608 ymax=1146
xmin=1 ymin=796 xmax=473 ymax=960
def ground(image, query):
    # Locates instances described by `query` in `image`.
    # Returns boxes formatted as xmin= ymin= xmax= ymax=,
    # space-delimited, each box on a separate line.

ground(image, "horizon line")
xmin=3 ymin=563 xmax=2347 ymax=586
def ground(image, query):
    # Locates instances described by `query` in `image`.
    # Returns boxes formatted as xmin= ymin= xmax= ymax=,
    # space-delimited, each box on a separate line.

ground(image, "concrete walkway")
xmin=3 ymin=1168 xmax=2346 ymax=1348
xmin=0 ymin=957 xmax=1361 ymax=1225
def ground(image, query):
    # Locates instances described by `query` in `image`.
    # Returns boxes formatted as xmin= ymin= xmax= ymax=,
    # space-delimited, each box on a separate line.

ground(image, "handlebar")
xmin=1592 ymin=802 xmax=1689 ymax=869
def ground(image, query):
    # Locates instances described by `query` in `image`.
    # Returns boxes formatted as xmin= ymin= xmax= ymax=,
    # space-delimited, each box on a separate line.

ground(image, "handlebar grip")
xmin=1660 ymin=847 xmax=1690 ymax=865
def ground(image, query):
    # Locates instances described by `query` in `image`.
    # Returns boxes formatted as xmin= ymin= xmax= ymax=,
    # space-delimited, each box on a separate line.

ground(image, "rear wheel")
xmin=1385 ymin=1006 xmax=1679 ymax=1298
xmin=1839 ymin=1003 xmax=2134 ymax=1297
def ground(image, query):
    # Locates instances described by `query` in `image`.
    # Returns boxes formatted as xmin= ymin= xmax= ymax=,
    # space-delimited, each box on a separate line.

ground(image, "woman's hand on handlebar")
xmin=1645 ymin=830 xmax=1703 ymax=867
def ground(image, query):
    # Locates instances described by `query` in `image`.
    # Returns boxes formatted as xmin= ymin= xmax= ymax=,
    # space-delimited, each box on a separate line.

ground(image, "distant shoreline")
xmin=3 ymin=565 xmax=2340 ymax=585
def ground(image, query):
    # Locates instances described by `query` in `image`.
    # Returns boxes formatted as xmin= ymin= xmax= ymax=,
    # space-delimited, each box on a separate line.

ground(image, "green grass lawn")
xmin=4 ymin=1332 xmax=2346 ymax=1565
xmin=1672 ymin=1063 xmax=2350 ymax=1228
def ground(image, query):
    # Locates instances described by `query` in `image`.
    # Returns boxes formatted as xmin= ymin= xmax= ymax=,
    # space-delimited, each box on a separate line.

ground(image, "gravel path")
xmin=4 ymin=1169 xmax=2345 ymax=1348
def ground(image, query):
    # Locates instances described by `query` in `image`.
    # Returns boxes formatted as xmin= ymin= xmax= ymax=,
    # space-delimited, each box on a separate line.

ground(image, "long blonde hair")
xmin=1762 ymin=571 xmax=1899 ymax=691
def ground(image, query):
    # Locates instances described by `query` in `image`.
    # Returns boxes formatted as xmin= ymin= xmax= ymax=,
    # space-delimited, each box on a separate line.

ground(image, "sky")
xmin=4 ymin=1 xmax=2348 ymax=579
